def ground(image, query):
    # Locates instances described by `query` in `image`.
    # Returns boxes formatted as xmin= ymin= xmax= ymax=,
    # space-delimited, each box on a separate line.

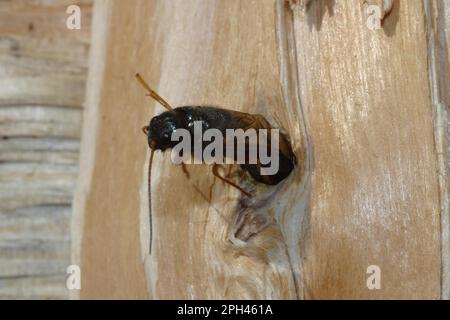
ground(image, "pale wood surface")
xmin=291 ymin=0 xmax=443 ymax=299
xmin=0 ymin=0 xmax=91 ymax=299
xmin=74 ymin=0 xmax=448 ymax=299
xmin=429 ymin=0 xmax=450 ymax=299
xmin=0 ymin=0 xmax=91 ymax=107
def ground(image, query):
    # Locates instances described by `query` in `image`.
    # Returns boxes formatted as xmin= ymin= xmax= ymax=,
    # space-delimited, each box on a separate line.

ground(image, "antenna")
xmin=136 ymin=73 xmax=174 ymax=112
xmin=147 ymin=141 xmax=156 ymax=255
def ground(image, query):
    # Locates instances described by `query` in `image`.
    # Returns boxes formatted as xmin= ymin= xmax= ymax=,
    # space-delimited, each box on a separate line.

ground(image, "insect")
xmin=136 ymin=73 xmax=296 ymax=253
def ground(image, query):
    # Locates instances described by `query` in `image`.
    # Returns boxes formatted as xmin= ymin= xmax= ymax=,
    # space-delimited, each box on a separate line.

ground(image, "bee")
xmin=136 ymin=73 xmax=296 ymax=253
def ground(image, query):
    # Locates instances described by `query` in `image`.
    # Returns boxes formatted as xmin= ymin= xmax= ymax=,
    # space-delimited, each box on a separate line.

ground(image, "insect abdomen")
xmin=176 ymin=106 xmax=296 ymax=186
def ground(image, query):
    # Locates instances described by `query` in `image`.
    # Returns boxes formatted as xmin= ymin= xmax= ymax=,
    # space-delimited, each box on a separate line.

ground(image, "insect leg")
xmin=212 ymin=163 xmax=251 ymax=197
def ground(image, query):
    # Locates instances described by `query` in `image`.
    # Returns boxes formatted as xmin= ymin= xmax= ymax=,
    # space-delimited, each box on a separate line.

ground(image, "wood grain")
xmin=74 ymin=0 xmax=448 ymax=299
xmin=0 ymin=106 xmax=82 ymax=138
xmin=291 ymin=0 xmax=442 ymax=299
xmin=428 ymin=0 xmax=450 ymax=299
xmin=0 ymin=0 xmax=92 ymax=299
xmin=0 ymin=0 xmax=91 ymax=107
xmin=0 ymin=275 xmax=68 ymax=300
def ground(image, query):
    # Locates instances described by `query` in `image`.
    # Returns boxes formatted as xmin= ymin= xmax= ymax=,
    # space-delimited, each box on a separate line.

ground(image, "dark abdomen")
xmin=176 ymin=106 xmax=296 ymax=185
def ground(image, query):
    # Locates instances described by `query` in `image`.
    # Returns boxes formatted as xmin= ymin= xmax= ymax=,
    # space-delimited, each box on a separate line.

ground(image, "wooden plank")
xmin=0 ymin=37 xmax=89 ymax=107
xmin=0 ymin=0 xmax=92 ymax=299
xmin=0 ymin=0 xmax=92 ymax=42
xmin=429 ymin=0 xmax=450 ymax=299
xmin=0 ymin=163 xmax=77 ymax=211
xmin=0 ymin=0 xmax=91 ymax=107
xmin=0 ymin=205 xmax=70 ymax=294
xmin=0 ymin=275 xmax=68 ymax=300
xmin=0 ymin=206 xmax=71 ymax=241
xmin=0 ymin=106 xmax=82 ymax=138
xmin=76 ymin=0 xmax=308 ymax=299
xmin=0 ymin=239 xmax=70 ymax=278
xmin=0 ymin=205 xmax=70 ymax=283
xmin=74 ymin=0 xmax=446 ymax=299
xmin=433 ymin=0 xmax=450 ymax=107
xmin=0 ymin=137 xmax=79 ymax=165
xmin=290 ymin=0 xmax=442 ymax=298
xmin=0 ymin=0 xmax=91 ymax=108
